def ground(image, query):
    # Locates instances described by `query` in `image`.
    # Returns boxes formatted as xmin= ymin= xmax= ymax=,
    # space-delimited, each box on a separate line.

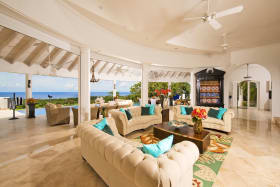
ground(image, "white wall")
xmin=229 ymin=64 xmax=271 ymax=110
xmin=230 ymin=43 xmax=280 ymax=118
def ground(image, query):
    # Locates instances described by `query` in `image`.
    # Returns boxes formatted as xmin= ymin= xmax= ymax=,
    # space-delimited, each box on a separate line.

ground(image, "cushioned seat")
xmin=110 ymin=106 xmax=162 ymax=136
xmin=173 ymin=105 xmax=234 ymax=133
xmin=77 ymin=117 xmax=200 ymax=187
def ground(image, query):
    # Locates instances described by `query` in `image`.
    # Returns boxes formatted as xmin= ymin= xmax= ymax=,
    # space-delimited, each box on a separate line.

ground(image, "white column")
xmin=168 ymin=81 xmax=171 ymax=96
xmin=141 ymin=64 xmax=150 ymax=105
xmin=25 ymin=74 xmax=32 ymax=117
xmin=78 ymin=48 xmax=91 ymax=123
xmin=232 ymin=81 xmax=238 ymax=108
xmin=190 ymin=72 xmax=196 ymax=106
xmin=247 ymin=81 xmax=250 ymax=108
xmin=113 ymin=80 xmax=117 ymax=98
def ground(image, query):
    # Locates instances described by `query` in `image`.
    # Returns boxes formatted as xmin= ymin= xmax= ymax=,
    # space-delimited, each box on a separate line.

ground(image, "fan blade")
xmin=215 ymin=5 xmax=244 ymax=18
xmin=183 ymin=17 xmax=201 ymax=21
xmin=208 ymin=19 xmax=222 ymax=30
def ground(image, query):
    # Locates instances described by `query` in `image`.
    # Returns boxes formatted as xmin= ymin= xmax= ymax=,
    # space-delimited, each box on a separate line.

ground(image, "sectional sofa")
xmin=173 ymin=105 xmax=234 ymax=133
xmin=77 ymin=117 xmax=199 ymax=187
xmin=110 ymin=106 xmax=162 ymax=136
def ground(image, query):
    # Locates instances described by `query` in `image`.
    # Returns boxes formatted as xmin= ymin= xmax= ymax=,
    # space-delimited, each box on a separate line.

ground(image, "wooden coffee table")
xmin=154 ymin=122 xmax=210 ymax=154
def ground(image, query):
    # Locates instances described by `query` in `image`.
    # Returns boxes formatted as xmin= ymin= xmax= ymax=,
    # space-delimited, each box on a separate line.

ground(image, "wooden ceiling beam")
xmin=68 ymin=56 xmax=80 ymax=72
xmin=0 ymin=28 xmax=19 ymax=53
xmin=24 ymin=42 xmax=48 ymax=66
xmin=4 ymin=36 xmax=35 ymax=64
xmin=98 ymin=62 xmax=109 ymax=74
xmin=93 ymin=60 xmax=101 ymax=69
xmin=164 ymin=71 xmax=170 ymax=77
xmin=107 ymin=63 xmax=116 ymax=74
xmin=56 ymin=52 xmax=72 ymax=70
xmin=40 ymin=47 xmax=62 ymax=68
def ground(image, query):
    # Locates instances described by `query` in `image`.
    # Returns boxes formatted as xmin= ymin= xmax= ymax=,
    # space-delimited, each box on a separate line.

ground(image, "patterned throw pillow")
xmin=142 ymin=135 xmax=174 ymax=158
xmin=93 ymin=118 xmax=114 ymax=136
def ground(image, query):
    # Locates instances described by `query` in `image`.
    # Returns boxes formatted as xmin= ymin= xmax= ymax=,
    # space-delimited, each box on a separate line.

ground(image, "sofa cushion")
xmin=208 ymin=108 xmax=220 ymax=119
xmin=217 ymin=108 xmax=227 ymax=120
xmin=142 ymin=135 xmax=173 ymax=158
xmin=145 ymin=104 xmax=155 ymax=115
xmin=141 ymin=107 xmax=150 ymax=116
xmin=205 ymin=117 xmax=224 ymax=126
xmin=180 ymin=106 xmax=187 ymax=115
xmin=129 ymin=115 xmax=159 ymax=126
xmin=93 ymin=118 xmax=114 ymax=136
xmin=185 ymin=107 xmax=193 ymax=115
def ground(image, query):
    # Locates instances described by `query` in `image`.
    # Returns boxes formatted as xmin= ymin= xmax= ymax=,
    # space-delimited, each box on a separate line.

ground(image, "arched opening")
xmin=229 ymin=64 xmax=272 ymax=112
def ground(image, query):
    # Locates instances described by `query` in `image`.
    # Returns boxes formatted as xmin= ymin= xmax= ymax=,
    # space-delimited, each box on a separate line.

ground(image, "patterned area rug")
xmin=133 ymin=133 xmax=233 ymax=187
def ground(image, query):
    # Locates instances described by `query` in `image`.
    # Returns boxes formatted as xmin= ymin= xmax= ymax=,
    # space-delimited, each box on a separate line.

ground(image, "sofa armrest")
xmin=110 ymin=110 xmax=129 ymax=135
xmin=135 ymin=141 xmax=199 ymax=187
xmin=223 ymin=109 xmax=234 ymax=122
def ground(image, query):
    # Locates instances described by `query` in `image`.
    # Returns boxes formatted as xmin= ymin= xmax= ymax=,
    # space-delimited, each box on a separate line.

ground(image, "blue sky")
xmin=0 ymin=72 xmax=137 ymax=92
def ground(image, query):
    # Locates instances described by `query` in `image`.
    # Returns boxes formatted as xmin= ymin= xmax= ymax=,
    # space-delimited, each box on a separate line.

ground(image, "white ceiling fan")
xmin=183 ymin=0 xmax=244 ymax=30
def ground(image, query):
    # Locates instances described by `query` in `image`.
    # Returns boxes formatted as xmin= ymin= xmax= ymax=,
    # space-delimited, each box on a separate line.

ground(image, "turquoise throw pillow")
xmin=185 ymin=107 xmax=193 ymax=115
xmin=142 ymin=135 xmax=173 ymax=158
xmin=93 ymin=118 xmax=114 ymax=136
xmin=145 ymin=104 xmax=155 ymax=115
xmin=208 ymin=108 xmax=220 ymax=119
xmin=180 ymin=106 xmax=187 ymax=115
xmin=119 ymin=108 xmax=126 ymax=113
xmin=217 ymin=108 xmax=227 ymax=120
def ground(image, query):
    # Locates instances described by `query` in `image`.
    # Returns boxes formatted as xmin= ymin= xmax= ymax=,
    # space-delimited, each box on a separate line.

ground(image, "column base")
xmin=272 ymin=117 xmax=280 ymax=124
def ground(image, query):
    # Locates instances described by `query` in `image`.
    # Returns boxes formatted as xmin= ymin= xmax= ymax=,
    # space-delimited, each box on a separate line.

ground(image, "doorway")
xmin=237 ymin=80 xmax=259 ymax=109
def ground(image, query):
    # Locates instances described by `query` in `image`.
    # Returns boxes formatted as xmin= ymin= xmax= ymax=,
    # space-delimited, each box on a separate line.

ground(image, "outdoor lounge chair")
xmin=45 ymin=103 xmax=70 ymax=126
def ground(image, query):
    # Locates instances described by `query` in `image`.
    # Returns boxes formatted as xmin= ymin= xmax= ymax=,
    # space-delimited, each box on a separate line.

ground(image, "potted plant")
xmin=191 ymin=108 xmax=207 ymax=134
xmin=26 ymin=98 xmax=37 ymax=118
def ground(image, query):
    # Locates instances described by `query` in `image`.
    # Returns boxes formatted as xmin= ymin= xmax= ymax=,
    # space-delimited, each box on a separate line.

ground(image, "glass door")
xmin=249 ymin=82 xmax=258 ymax=108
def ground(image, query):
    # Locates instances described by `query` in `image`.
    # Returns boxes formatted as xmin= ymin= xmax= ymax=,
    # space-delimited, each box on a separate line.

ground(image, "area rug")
xmin=132 ymin=133 xmax=233 ymax=187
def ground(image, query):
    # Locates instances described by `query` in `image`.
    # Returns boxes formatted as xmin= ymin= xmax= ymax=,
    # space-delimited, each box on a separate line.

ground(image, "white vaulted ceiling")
xmin=59 ymin=0 xmax=280 ymax=53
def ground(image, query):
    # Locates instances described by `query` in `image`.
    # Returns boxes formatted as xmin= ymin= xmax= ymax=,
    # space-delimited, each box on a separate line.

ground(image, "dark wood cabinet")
xmin=195 ymin=68 xmax=225 ymax=108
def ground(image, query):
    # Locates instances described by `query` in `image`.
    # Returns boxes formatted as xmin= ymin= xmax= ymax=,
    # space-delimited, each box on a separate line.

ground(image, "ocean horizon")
xmin=0 ymin=91 xmax=131 ymax=99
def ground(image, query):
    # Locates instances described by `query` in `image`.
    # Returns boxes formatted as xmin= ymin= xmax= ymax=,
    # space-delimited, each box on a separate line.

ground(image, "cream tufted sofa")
xmin=173 ymin=105 xmax=234 ymax=133
xmin=77 ymin=118 xmax=199 ymax=187
xmin=110 ymin=106 xmax=162 ymax=136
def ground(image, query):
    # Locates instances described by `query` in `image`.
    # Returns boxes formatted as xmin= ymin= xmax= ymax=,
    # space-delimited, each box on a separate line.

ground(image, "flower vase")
xmin=194 ymin=120 xmax=203 ymax=134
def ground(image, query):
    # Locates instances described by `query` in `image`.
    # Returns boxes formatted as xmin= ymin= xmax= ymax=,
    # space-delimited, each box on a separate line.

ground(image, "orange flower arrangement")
xmin=26 ymin=98 xmax=37 ymax=104
xmin=191 ymin=108 xmax=207 ymax=123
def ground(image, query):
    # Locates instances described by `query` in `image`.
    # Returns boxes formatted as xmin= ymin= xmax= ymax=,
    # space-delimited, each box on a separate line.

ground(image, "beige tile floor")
xmin=0 ymin=108 xmax=279 ymax=187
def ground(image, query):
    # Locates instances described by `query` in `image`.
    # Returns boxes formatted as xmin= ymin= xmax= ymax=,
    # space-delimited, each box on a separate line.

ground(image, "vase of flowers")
xmin=155 ymin=89 xmax=171 ymax=108
xmin=26 ymin=98 xmax=37 ymax=118
xmin=191 ymin=108 xmax=207 ymax=134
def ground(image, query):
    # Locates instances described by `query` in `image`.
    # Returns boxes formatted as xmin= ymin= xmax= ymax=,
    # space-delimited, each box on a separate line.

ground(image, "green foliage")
xmin=148 ymin=82 xmax=168 ymax=97
xmin=129 ymin=82 xmax=141 ymax=102
xmin=171 ymin=82 xmax=190 ymax=97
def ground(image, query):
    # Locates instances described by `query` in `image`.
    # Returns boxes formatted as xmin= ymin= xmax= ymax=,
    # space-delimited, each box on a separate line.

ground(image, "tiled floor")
xmin=0 ymin=108 xmax=279 ymax=187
